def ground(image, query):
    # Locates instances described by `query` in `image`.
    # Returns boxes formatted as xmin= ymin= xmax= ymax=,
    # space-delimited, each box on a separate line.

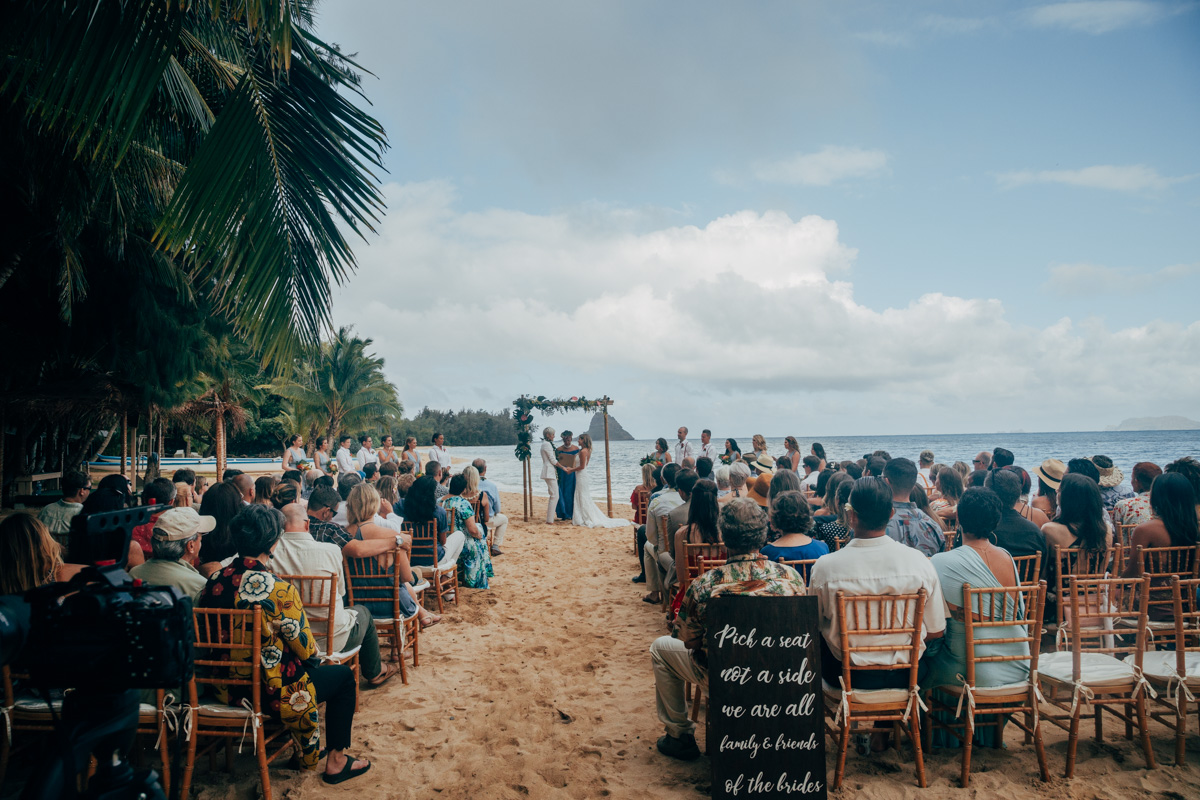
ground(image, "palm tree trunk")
xmin=215 ymin=412 xmax=226 ymax=480
xmin=121 ymin=412 xmax=128 ymax=476
xmin=0 ymin=405 xmax=6 ymax=508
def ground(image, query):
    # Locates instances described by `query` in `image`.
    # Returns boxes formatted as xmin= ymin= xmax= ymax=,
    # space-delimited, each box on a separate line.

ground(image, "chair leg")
xmin=0 ymin=726 xmax=10 ymax=786
xmin=834 ymin=721 xmax=850 ymax=791
xmin=412 ymin=618 xmax=420 ymax=668
xmin=1094 ymin=704 xmax=1103 ymax=742
xmin=1066 ymin=705 xmax=1081 ymax=778
xmin=961 ymin=710 xmax=973 ymax=787
xmin=256 ymin=730 xmax=272 ymax=800
xmin=180 ymin=730 xmax=198 ymax=800
xmin=910 ymin=714 xmax=927 ymax=789
xmin=225 ymin=738 xmax=234 ymax=773
xmin=1176 ymin=703 xmax=1187 ymax=766
xmin=1034 ymin=714 xmax=1050 ymax=782
xmin=159 ymin=733 xmax=171 ymax=794
xmin=1135 ymin=694 xmax=1155 ymax=769
xmin=395 ymin=621 xmax=408 ymax=685
xmin=433 ymin=574 xmax=445 ymax=614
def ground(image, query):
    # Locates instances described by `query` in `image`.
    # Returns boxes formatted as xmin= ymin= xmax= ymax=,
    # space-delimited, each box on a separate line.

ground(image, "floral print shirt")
xmin=885 ymin=501 xmax=945 ymax=557
xmin=1113 ymin=491 xmax=1153 ymax=532
xmin=198 ymin=558 xmax=323 ymax=769
xmin=675 ymin=553 xmax=806 ymax=660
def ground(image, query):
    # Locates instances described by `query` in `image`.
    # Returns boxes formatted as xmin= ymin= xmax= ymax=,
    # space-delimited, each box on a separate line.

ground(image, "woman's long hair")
xmin=823 ymin=472 xmax=852 ymax=516
xmin=406 ymin=476 xmax=438 ymax=525
xmin=811 ymin=442 xmax=827 ymax=462
xmin=254 ymin=475 xmax=277 ymax=504
xmin=655 ymin=437 xmax=668 ymax=455
xmin=0 ymin=514 xmax=63 ymax=594
xmin=937 ymin=467 xmax=964 ymax=505
xmin=640 ymin=463 xmax=655 ymax=489
xmin=685 ymin=480 xmax=720 ymax=544
xmin=835 ymin=480 xmax=854 ymax=528
xmin=725 ymin=438 xmax=741 ymax=457
xmin=198 ymin=481 xmax=243 ymax=560
xmin=1150 ymin=473 xmax=1199 ymax=547
xmin=751 ymin=434 xmax=767 ymax=454
xmin=1055 ymin=474 xmax=1108 ymax=551
xmin=463 ymin=465 xmax=481 ymax=496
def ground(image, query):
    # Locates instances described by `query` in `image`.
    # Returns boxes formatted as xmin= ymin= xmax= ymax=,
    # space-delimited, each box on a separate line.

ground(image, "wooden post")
xmin=0 ymin=405 xmax=6 ymax=508
xmin=522 ymin=453 xmax=529 ymax=522
xmin=603 ymin=398 xmax=613 ymax=518
xmin=121 ymin=412 xmax=128 ymax=477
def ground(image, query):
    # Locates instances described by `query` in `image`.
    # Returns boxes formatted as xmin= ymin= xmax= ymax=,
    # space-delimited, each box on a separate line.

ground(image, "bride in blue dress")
xmin=555 ymin=431 xmax=580 ymax=521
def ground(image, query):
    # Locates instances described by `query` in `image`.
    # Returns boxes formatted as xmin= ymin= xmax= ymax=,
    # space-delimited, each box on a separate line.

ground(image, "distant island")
xmin=1105 ymin=415 xmax=1200 ymax=432
xmin=587 ymin=412 xmax=635 ymax=441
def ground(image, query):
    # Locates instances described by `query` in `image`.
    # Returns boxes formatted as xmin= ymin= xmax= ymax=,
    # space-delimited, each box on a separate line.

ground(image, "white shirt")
xmin=357 ymin=446 xmax=378 ymax=467
xmin=917 ymin=467 xmax=933 ymax=490
xmin=269 ymin=530 xmax=357 ymax=653
xmin=808 ymin=535 xmax=948 ymax=666
xmin=646 ymin=489 xmax=683 ymax=548
xmin=427 ymin=445 xmax=452 ymax=470
xmin=673 ymin=439 xmax=694 ymax=464
xmin=699 ymin=441 xmax=720 ymax=463
xmin=800 ymin=470 xmax=820 ymax=490
xmin=336 ymin=447 xmax=357 ymax=474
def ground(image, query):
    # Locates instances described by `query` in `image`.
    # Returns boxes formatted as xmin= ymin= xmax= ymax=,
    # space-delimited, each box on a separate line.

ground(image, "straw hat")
xmin=1091 ymin=455 xmax=1125 ymax=488
xmin=746 ymin=474 xmax=771 ymax=507
xmin=1033 ymin=458 xmax=1065 ymax=490
xmin=744 ymin=454 xmax=775 ymax=475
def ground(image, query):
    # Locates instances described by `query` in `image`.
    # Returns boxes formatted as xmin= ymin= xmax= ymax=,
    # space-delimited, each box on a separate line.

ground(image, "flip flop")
xmin=363 ymin=663 xmax=399 ymax=689
xmin=322 ymin=755 xmax=371 ymax=785
xmin=420 ymin=615 xmax=441 ymax=630
xmin=642 ymin=594 xmax=660 ymax=604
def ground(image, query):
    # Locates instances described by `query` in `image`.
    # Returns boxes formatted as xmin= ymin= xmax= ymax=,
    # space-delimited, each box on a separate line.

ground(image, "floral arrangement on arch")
xmin=512 ymin=395 xmax=606 ymax=461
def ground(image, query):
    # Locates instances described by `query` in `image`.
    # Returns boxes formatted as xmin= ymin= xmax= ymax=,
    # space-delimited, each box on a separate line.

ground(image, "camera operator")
xmin=198 ymin=505 xmax=372 ymax=785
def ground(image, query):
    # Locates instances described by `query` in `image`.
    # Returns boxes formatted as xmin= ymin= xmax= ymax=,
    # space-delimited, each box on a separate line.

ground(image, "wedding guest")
xmin=910 ymin=485 xmax=943 ymax=532
xmin=1042 ymin=473 xmax=1112 ymax=555
xmin=782 ymin=436 xmax=803 ymax=472
xmin=377 ymin=476 xmax=399 ymax=513
xmin=813 ymin=479 xmax=854 ymax=549
xmin=915 ymin=450 xmax=935 ymax=490
xmin=38 ymin=470 xmax=90 ymax=547
xmin=343 ymin=484 xmax=436 ymax=626
xmin=1121 ymin=474 xmax=1199 ymax=619
xmin=193 ymin=475 xmax=209 ymax=505
xmin=1004 ymin=466 xmax=1050 ymax=527
xmin=377 ymin=435 xmax=398 ymax=467
xmin=723 ymin=438 xmax=742 ymax=464
xmin=985 ymin=468 xmax=1047 ymax=561
xmin=632 ymin=463 xmax=657 ymax=583
xmin=1090 ymin=454 xmax=1133 ymax=511
xmin=132 ymin=478 xmax=177 ymax=557
xmin=658 ymin=469 xmax=700 ymax=593
xmin=402 ymin=436 xmax=422 ymax=472
xmin=303 ymin=468 xmax=324 ymax=500
xmin=232 ymin=473 xmax=254 ymax=504
xmin=198 ymin=505 xmax=371 ymax=783
xmin=650 ymin=499 xmax=805 ymax=761
xmin=761 ymin=490 xmax=828 ymax=571
xmin=800 ymin=455 xmax=822 ymax=490
xmin=472 ymin=459 xmax=508 ymax=557
xmin=336 ymin=435 xmax=357 ymax=475
xmin=1033 ymin=458 xmax=1064 ymax=517
xmin=362 ymin=463 xmax=378 ymax=484
xmin=695 ymin=457 xmax=713 ymax=481
xmin=314 ymin=437 xmax=333 ymax=474
xmin=128 ymin=506 xmax=213 ymax=601
xmin=221 ymin=468 xmax=243 ymax=482
xmin=197 ymin=480 xmax=243 ymax=576
xmin=746 ymin=473 xmax=771 ymax=508
xmin=1113 ymin=462 xmax=1161 ymax=530
xmin=811 ymin=442 xmax=828 ymax=472
xmin=1066 ymin=457 xmax=1101 ymax=484
xmin=768 ymin=469 xmax=802 ymax=509
xmin=973 ymin=451 xmax=992 ymax=472
xmin=254 ymin=475 xmax=277 ymax=506
xmin=866 ymin=455 xmax=887 ymax=477
xmin=406 ymin=476 xmax=466 ymax=571
xmin=952 ymin=461 xmax=971 ymax=482
xmin=674 ymin=427 xmax=694 ymax=464
xmin=884 ymin=458 xmax=944 ymax=556
xmin=1165 ymin=456 xmax=1200 ymax=514
xmin=282 ymin=434 xmax=306 ymax=470
xmin=699 ymin=430 xmax=720 ymax=463
xmin=643 ymin=463 xmax=683 ymax=605
xmin=726 ymin=462 xmax=750 ymax=501
xmin=0 ymin=514 xmax=82 ymax=594
xmin=98 ymin=472 xmax=134 ymax=504
xmin=653 ymin=437 xmax=672 ymax=465
xmin=271 ymin=481 xmax=301 ymax=511
xmin=174 ymin=482 xmax=194 ymax=508
xmin=440 ymin=474 xmax=492 ymax=589
xmin=992 ymin=447 xmax=1015 ymax=471
xmin=671 ymin=479 xmax=722 ymax=600
xmin=172 ymin=468 xmax=197 ymax=490
xmin=427 ymin=432 xmax=451 ymax=472
xmin=713 ymin=466 xmax=731 ymax=498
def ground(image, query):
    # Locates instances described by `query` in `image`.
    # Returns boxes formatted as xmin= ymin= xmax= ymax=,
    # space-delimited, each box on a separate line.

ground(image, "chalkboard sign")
xmin=707 ymin=594 xmax=826 ymax=800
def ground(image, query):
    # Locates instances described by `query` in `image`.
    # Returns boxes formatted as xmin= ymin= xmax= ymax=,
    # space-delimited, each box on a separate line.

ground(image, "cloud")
xmin=853 ymin=30 xmax=912 ymax=47
xmin=331 ymin=181 xmax=1200 ymax=434
xmin=919 ymin=14 xmax=992 ymax=34
xmin=1045 ymin=261 xmax=1200 ymax=296
xmin=749 ymin=146 xmax=889 ymax=186
xmin=995 ymin=164 xmax=1190 ymax=193
xmin=1026 ymin=1 xmax=1168 ymax=34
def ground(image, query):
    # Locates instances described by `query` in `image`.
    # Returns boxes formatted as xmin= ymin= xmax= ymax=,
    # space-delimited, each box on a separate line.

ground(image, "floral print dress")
xmin=198 ymin=558 xmax=323 ymax=770
xmin=440 ymin=494 xmax=493 ymax=589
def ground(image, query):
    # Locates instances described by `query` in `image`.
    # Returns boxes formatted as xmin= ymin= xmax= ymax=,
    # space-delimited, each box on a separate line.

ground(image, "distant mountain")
xmin=587 ymin=412 xmax=635 ymax=441
xmin=1105 ymin=416 xmax=1200 ymax=432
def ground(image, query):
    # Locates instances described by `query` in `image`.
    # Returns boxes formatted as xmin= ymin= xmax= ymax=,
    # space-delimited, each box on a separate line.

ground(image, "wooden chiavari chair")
xmin=406 ymin=520 xmax=458 ymax=613
xmin=279 ymin=573 xmax=363 ymax=692
xmin=1012 ymin=553 xmax=1043 ymax=586
xmin=1053 ymin=544 xmax=1121 ymax=634
xmin=1131 ymin=576 xmax=1200 ymax=765
xmin=341 ymin=552 xmax=417 ymax=682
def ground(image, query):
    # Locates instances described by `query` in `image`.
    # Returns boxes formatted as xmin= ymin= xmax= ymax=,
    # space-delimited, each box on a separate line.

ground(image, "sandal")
xmin=642 ymin=593 xmax=660 ymax=604
xmin=363 ymin=663 xmax=399 ymax=689
xmin=322 ymin=754 xmax=371 ymax=785
xmin=420 ymin=614 xmax=441 ymax=630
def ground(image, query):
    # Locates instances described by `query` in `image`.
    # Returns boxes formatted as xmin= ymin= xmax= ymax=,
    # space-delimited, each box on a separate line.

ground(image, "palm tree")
xmin=273 ymin=327 xmax=401 ymax=446
xmin=174 ymin=334 xmax=260 ymax=478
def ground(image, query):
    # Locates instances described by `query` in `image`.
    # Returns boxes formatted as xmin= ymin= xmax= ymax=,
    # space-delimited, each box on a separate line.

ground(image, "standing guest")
xmin=761 ymin=491 xmax=828 ymax=565
xmin=1042 ymin=473 xmax=1112 ymax=555
xmin=198 ymin=505 xmax=371 ymax=783
xmin=917 ymin=450 xmax=935 ymax=490
xmin=1033 ymin=458 xmax=1065 ymax=517
xmin=1092 ymin=454 xmax=1134 ymax=511
xmin=698 ymin=429 xmax=720 ymax=463
xmin=356 ymin=435 xmax=378 ymax=471
xmin=39 ymin=470 xmax=90 ymax=548
xmin=992 ymin=447 xmax=1015 ymax=471
xmin=984 ymin=469 xmax=1047 ymax=561
xmin=811 ymin=443 xmax=828 ymax=472
xmin=129 ymin=506 xmax=213 ymax=601
xmin=884 ymin=458 xmax=945 ymax=556
xmin=652 ymin=437 xmax=672 ymax=465
xmin=254 ymin=475 xmax=277 ymax=506
xmin=722 ymin=438 xmax=742 ymax=464
xmin=540 ymin=427 xmax=565 ymax=524
xmin=674 ymin=427 xmax=694 ymax=465
xmin=972 ymin=452 xmax=992 ymax=472
xmin=282 ymin=434 xmax=306 ymax=470
xmin=197 ymin=481 xmax=243 ymax=576
xmin=725 ymin=462 xmax=751 ymax=502
xmin=555 ymin=431 xmax=581 ymax=520
xmin=440 ymin=474 xmax=493 ymax=589
xmin=782 ymin=437 xmax=803 ymax=472
xmin=270 ymin=503 xmax=399 ymax=687
xmin=1114 ymin=462 xmax=1162 ymax=531
xmin=472 ymin=459 xmax=508 ymax=557
xmin=750 ymin=434 xmax=768 ymax=462
xmin=643 ymin=463 xmax=684 ymax=605
xmin=313 ymin=437 xmax=333 ymax=475
xmin=426 ymin=432 xmax=451 ymax=472
xmin=800 ymin=455 xmax=822 ymax=490
xmin=336 ymin=435 xmax=357 ymax=476
xmin=401 ymin=436 xmax=422 ymax=472
xmin=377 ymin=435 xmax=398 ymax=467
xmin=650 ymin=499 xmax=806 ymax=761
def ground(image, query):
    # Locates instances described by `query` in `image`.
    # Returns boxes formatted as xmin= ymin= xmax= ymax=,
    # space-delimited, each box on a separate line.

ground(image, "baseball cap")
xmin=153 ymin=507 xmax=217 ymax=541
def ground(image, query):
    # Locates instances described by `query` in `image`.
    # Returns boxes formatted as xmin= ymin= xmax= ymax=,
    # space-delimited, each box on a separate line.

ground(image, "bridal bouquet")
xmin=297 ymin=459 xmax=311 ymax=471
xmin=328 ymin=462 xmax=339 ymax=476
xmin=639 ymin=454 xmax=658 ymax=467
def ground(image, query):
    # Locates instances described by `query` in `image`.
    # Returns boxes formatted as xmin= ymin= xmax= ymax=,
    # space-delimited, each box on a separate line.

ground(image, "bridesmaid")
xmin=313 ymin=436 xmax=332 ymax=475
xmin=402 ymin=436 xmax=422 ymax=472
xmin=377 ymin=434 xmax=398 ymax=467
xmin=282 ymin=434 xmax=306 ymax=470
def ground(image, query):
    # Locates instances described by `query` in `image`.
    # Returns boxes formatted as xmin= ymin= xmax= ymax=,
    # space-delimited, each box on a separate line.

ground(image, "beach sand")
xmin=166 ymin=492 xmax=1199 ymax=799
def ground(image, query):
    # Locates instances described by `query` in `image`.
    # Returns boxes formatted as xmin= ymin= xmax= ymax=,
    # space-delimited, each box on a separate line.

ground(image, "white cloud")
xmin=1045 ymin=261 xmax=1200 ymax=296
xmin=331 ymin=181 xmax=1200 ymax=434
xmin=919 ymin=14 xmax=992 ymax=34
xmin=995 ymin=164 xmax=1189 ymax=193
xmin=750 ymin=146 xmax=889 ymax=186
xmin=1026 ymin=1 xmax=1168 ymax=34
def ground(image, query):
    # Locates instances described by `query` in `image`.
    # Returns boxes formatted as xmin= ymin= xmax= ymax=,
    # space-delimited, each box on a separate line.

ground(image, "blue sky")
xmin=321 ymin=1 xmax=1200 ymax=437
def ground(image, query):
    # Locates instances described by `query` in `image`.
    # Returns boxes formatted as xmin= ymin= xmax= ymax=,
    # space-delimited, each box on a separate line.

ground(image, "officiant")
xmin=555 ymin=431 xmax=581 ymax=522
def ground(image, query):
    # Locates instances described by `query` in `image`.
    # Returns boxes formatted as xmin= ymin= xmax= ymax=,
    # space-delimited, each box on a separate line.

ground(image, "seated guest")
xmin=1113 ymin=462 xmax=1161 ymax=532
xmin=767 ymin=469 xmax=802 ymax=507
xmin=910 ymin=485 xmax=943 ymax=532
xmin=131 ymin=477 xmax=177 ymax=557
xmin=231 ymin=473 xmax=255 ymax=505
xmin=378 ymin=462 xmax=398 ymax=478
xmin=270 ymin=503 xmax=400 ymax=686
xmin=221 ymin=468 xmax=243 ymax=482
xmin=951 ymin=461 xmax=970 ymax=482
xmin=813 ymin=478 xmax=854 ymax=549
xmin=1165 ymin=456 xmax=1200 ymax=514
xmin=470 ymin=461 xmax=509 ymax=557
xmin=363 ymin=463 xmax=378 ymax=484
xmin=967 ymin=471 xmax=988 ymax=488
xmin=809 ymin=478 xmax=947 ymax=723
xmin=0 ymin=514 xmax=83 ymax=594
xmin=196 ymin=481 xmax=242 ymax=576
xmin=38 ymin=470 xmax=90 ymax=548
xmin=884 ymin=458 xmax=944 ymax=556
xmin=376 ymin=476 xmax=400 ymax=513
xmin=194 ymin=475 xmax=209 ymax=504
xmin=652 ymin=468 xmax=699 ymax=600
xmin=724 ymin=462 xmax=750 ymax=503
xmin=865 ymin=455 xmax=887 ymax=477
xmin=282 ymin=469 xmax=303 ymax=487
xmin=406 ymin=476 xmax=466 ymax=570
xmin=303 ymin=469 xmax=324 ymax=499
xmin=776 ymin=456 xmax=792 ymax=472
xmin=440 ymin=474 xmax=492 ymax=589
xmin=648 ymin=465 xmax=667 ymax=501
xmin=1066 ymin=457 xmax=1101 ymax=484
xmin=1042 ymin=473 xmax=1113 ymax=555
xmin=271 ymin=481 xmax=300 ymax=510
xmin=172 ymin=468 xmax=197 ymax=490
xmin=761 ymin=491 xmax=828 ymax=573
xmin=695 ymin=456 xmax=713 ymax=481
xmin=985 ymin=468 xmax=1047 ymax=564
xmin=992 ymin=447 xmax=1015 ymax=471
xmin=1004 ymin=466 xmax=1050 ymax=527
xmin=1032 ymin=458 xmax=1064 ymax=518
xmin=928 ymin=487 xmax=1027 ymax=746
xmin=800 ymin=455 xmax=822 ymax=490
xmin=1122 ymin=473 xmax=1199 ymax=573
xmin=198 ymin=505 xmax=371 ymax=783
xmin=745 ymin=474 xmax=771 ymax=508
xmin=397 ymin=460 xmax=414 ymax=476
xmin=632 ymin=463 xmax=658 ymax=584
xmin=425 ymin=461 xmax=450 ymax=500
xmin=643 ymin=464 xmax=683 ymax=604
xmin=713 ymin=466 xmax=731 ymax=498
xmin=1092 ymin=454 xmax=1133 ymax=511
xmin=670 ymin=479 xmax=722 ymax=605
xmin=973 ymin=451 xmax=992 ymax=472
xmin=174 ymin=482 xmax=194 ymax=508
xmin=129 ymin=507 xmax=214 ymax=601
xmin=82 ymin=484 xmax=140 ymax=567
xmin=332 ymin=473 xmax=361 ymax=525
xmin=650 ymin=499 xmax=806 ymax=760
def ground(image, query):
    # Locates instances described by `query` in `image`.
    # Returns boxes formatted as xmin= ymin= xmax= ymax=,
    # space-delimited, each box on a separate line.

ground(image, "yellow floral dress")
xmin=198 ymin=557 xmax=323 ymax=769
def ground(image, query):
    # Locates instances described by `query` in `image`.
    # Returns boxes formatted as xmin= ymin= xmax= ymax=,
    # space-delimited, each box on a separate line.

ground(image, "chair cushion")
xmin=821 ymin=679 xmax=909 ymax=704
xmin=1125 ymin=651 xmax=1200 ymax=685
xmin=196 ymin=703 xmax=254 ymax=719
xmin=1039 ymin=651 xmax=1136 ymax=687
xmin=12 ymin=696 xmax=63 ymax=715
xmin=936 ymin=681 xmax=1033 ymax=699
xmin=412 ymin=579 xmax=430 ymax=593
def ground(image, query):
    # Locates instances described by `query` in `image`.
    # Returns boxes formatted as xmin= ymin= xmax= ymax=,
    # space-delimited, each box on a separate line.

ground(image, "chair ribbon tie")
xmin=1165 ymin=670 xmax=1196 ymax=715
xmin=155 ymin=693 xmax=179 ymax=751
xmin=1068 ymin=681 xmax=1094 ymax=717
xmin=901 ymin=686 xmax=928 ymax=724
xmin=1130 ymin=666 xmax=1157 ymax=702
xmin=1030 ymin=671 xmax=1046 ymax=731
xmin=953 ymin=675 xmax=976 ymax=739
xmin=238 ymin=698 xmax=264 ymax=754
xmin=180 ymin=703 xmax=195 ymax=741
xmin=1054 ymin=625 xmax=1068 ymax=651
xmin=833 ymin=677 xmax=850 ymax=727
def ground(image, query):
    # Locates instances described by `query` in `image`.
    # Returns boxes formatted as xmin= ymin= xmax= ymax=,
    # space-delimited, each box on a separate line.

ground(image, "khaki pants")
xmin=643 ymin=541 xmax=675 ymax=595
xmin=650 ymin=635 xmax=706 ymax=738
xmin=544 ymin=478 xmax=559 ymax=524
xmin=489 ymin=513 xmax=509 ymax=546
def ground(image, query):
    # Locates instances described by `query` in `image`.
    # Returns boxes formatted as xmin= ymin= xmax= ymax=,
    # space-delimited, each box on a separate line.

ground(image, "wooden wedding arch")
xmin=513 ymin=395 xmax=615 ymax=521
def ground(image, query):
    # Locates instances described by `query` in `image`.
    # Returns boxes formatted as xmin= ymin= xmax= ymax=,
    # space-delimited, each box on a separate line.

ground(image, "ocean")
xmin=445 ymin=430 xmax=1200 ymax=504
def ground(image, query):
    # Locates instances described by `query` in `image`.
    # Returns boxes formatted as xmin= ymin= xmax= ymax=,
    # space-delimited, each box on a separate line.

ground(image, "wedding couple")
xmin=540 ymin=427 xmax=631 ymax=529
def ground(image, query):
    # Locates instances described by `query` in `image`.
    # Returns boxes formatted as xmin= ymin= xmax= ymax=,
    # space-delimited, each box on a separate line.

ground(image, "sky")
xmin=318 ymin=0 xmax=1200 ymax=438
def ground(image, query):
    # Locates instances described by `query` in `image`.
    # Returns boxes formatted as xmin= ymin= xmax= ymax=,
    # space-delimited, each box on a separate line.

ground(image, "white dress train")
xmin=572 ymin=456 xmax=632 ymax=529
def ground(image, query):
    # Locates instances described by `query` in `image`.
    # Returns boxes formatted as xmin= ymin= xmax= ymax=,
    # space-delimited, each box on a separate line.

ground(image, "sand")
xmin=166 ymin=492 xmax=1200 ymax=799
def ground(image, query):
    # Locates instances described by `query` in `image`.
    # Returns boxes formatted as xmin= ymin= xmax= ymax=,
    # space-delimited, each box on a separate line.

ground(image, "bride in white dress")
xmin=571 ymin=433 xmax=632 ymax=529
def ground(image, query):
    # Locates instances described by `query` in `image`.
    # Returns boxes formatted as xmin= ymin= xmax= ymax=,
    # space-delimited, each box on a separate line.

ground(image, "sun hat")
xmin=153 ymin=506 xmax=217 ymax=541
xmin=745 ymin=454 xmax=776 ymax=475
xmin=746 ymin=474 xmax=772 ymax=507
xmin=1091 ymin=455 xmax=1125 ymax=488
xmin=1033 ymin=458 xmax=1066 ymax=490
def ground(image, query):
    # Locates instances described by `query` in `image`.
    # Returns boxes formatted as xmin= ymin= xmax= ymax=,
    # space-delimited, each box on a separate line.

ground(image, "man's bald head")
xmin=233 ymin=473 xmax=254 ymax=501
xmin=281 ymin=503 xmax=308 ymax=531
